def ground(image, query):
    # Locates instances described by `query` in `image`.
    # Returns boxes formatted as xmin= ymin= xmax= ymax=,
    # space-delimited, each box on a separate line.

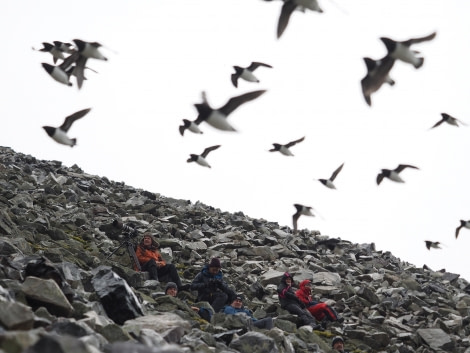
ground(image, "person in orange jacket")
xmin=295 ymin=279 xmax=343 ymax=328
xmin=135 ymin=233 xmax=188 ymax=290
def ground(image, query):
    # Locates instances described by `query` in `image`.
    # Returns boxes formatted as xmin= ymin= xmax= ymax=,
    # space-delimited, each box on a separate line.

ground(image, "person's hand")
xmin=191 ymin=306 xmax=199 ymax=312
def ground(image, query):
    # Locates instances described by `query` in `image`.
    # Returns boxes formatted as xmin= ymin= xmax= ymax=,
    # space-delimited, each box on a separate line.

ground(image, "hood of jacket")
xmin=298 ymin=279 xmax=312 ymax=295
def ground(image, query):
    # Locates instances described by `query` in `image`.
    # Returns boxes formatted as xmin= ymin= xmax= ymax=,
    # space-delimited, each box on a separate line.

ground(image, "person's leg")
xmin=253 ymin=317 xmax=274 ymax=330
xmin=141 ymin=259 xmax=159 ymax=281
xmin=285 ymin=303 xmax=320 ymax=328
xmin=157 ymin=263 xmax=182 ymax=287
xmin=210 ymin=292 xmax=228 ymax=312
xmin=308 ymin=303 xmax=327 ymax=321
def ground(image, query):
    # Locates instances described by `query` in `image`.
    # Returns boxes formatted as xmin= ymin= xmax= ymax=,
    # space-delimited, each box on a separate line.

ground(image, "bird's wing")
xmin=201 ymin=145 xmax=221 ymax=158
xmin=456 ymin=226 xmax=462 ymax=239
xmin=395 ymin=164 xmax=419 ymax=172
xmin=425 ymin=241 xmax=431 ymax=250
xmin=376 ymin=173 xmax=384 ymax=185
xmin=179 ymin=124 xmax=186 ymax=136
xmin=277 ymin=1 xmax=297 ymax=39
xmin=403 ymin=32 xmax=437 ymax=46
xmin=219 ymin=90 xmax=266 ymax=116
xmin=443 ymin=113 xmax=467 ymax=126
xmin=61 ymin=108 xmax=91 ymax=132
xmin=429 ymin=119 xmax=445 ymax=129
xmin=231 ymin=73 xmax=239 ymax=88
xmin=248 ymin=62 xmax=273 ymax=71
xmin=285 ymin=136 xmax=305 ymax=148
xmin=330 ymin=163 xmax=344 ymax=181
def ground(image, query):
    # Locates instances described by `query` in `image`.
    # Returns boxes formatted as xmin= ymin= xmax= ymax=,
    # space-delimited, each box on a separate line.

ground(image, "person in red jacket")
xmin=135 ymin=233 xmax=188 ymax=290
xmin=295 ymin=279 xmax=343 ymax=328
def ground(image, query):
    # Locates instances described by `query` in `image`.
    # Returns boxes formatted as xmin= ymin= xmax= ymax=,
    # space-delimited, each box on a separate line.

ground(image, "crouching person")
xmin=296 ymin=279 xmax=343 ymax=328
xmin=277 ymin=272 xmax=322 ymax=330
xmin=191 ymin=258 xmax=236 ymax=313
xmin=224 ymin=294 xmax=274 ymax=330
xmin=165 ymin=282 xmax=213 ymax=322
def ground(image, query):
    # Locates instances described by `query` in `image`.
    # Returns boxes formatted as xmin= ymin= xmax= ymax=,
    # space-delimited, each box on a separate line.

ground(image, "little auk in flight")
xmin=361 ymin=55 xmax=395 ymax=106
xmin=269 ymin=136 xmax=305 ymax=156
xmin=187 ymin=145 xmax=221 ymax=168
xmin=315 ymin=163 xmax=344 ymax=189
xmin=376 ymin=164 xmax=419 ymax=185
xmin=293 ymin=203 xmax=315 ymax=234
xmin=455 ymin=220 xmax=470 ymax=239
xmin=425 ymin=240 xmax=441 ymax=250
xmin=231 ymin=62 xmax=272 ymax=87
xmin=179 ymin=119 xmax=203 ymax=136
xmin=42 ymin=108 xmax=91 ymax=147
xmin=380 ymin=32 xmax=437 ymax=69
xmin=194 ymin=90 xmax=266 ymax=132
xmin=430 ymin=113 xmax=467 ymax=129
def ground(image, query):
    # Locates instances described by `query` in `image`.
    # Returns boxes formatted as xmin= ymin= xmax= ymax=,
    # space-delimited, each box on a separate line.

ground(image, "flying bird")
xmin=425 ymin=241 xmax=441 ymax=250
xmin=231 ymin=62 xmax=272 ymax=87
xmin=380 ymin=32 xmax=437 ymax=69
xmin=455 ymin=220 xmax=470 ymax=239
xmin=293 ymin=203 xmax=315 ymax=234
xmin=269 ymin=136 xmax=305 ymax=156
xmin=194 ymin=90 xmax=266 ymax=131
xmin=41 ymin=62 xmax=73 ymax=86
xmin=42 ymin=108 xmax=91 ymax=147
xmin=315 ymin=163 xmax=344 ymax=189
xmin=187 ymin=145 xmax=221 ymax=168
xmin=277 ymin=0 xmax=323 ymax=39
xmin=33 ymin=42 xmax=66 ymax=63
xmin=376 ymin=164 xmax=419 ymax=185
xmin=361 ymin=55 xmax=396 ymax=106
xmin=430 ymin=113 xmax=467 ymax=129
xmin=179 ymin=119 xmax=203 ymax=136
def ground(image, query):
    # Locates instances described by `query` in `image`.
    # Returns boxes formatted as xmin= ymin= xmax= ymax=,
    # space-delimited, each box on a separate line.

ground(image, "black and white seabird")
xmin=194 ymin=90 xmax=266 ymax=132
xmin=42 ymin=108 xmax=91 ymax=147
xmin=187 ymin=145 xmax=221 ymax=168
xmin=425 ymin=240 xmax=441 ymax=250
xmin=33 ymin=42 xmax=66 ymax=63
xmin=376 ymin=164 xmax=419 ymax=185
xmin=277 ymin=0 xmax=323 ymax=39
xmin=380 ymin=32 xmax=437 ymax=69
xmin=316 ymin=163 xmax=344 ymax=189
xmin=179 ymin=119 xmax=203 ymax=136
xmin=231 ymin=62 xmax=272 ymax=87
xmin=361 ymin=55 xmax=396 ymax=106
xmin=293 ymin=203 xmax=315 ymax=234
xmin=269 ymin=136 xmax=305 ymax=156
xmin=41 ymin=62 xmax=73 ymax=86
xmin=456 ymin=220 xmax=470 ymax=239
xmin=430 ymin=113 xmax=467 ymax=129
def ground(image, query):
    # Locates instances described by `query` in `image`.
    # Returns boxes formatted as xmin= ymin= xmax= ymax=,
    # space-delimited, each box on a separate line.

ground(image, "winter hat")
xmin=331 ymin=336 xmax=344 ymax=347
xmin=209 ymin=257 xmax=221 ymax=268
xmin=165 ymin=282 xmax=178 ymax=294
xmin=233 ymin=294 xmax=244 ymax=302
xmin=282 ymin=272 xmax=294 ymax=280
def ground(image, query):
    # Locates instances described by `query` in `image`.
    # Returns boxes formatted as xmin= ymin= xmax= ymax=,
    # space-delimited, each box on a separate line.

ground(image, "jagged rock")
xmin=416 ymin=328 xmax=454 ymax=351
xmin=229 ymin=331 xmax=278 ymax=353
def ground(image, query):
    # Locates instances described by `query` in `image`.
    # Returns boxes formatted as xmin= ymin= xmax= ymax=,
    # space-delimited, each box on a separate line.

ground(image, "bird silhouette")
xmin=425 ymin=240 xmax=441 ymax=250
xmin=377 ymin=164 xmax=419 ymax=185
xmin=277 ymin=0 xmax=323 ymax=39
xmin=380 ymin=32 xmax=437 ymax=68
xmin=430 ymin=113 xmax=467 ymax=129
xmin=179 ymin=119 xmax=203 ymax=136
xmin=194 ymin=90 xmax=266 ymax=131
xmin=187 ymin=145 xmax=221 ymax=168
xmin=316 ymin=163 xmax=344 ymax=189
xmin=292 ymin=203 xmax=315 ymax=234
xmin=42 ymin=108 xmax=91 ymax=147
xmin=231 ymin=62 xmax=272 ymax=87
xmin=361 ymin=55 xmax=395 ymax=106
xmin=269 ymin=136 xmax=305 ymax=156
xmin=455 ymin=220 xmax=470 ymax=239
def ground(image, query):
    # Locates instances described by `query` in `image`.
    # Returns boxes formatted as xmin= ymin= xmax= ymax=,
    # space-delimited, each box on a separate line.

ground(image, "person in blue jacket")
xmin=190 ymin=257 xmax=236 ymax=312
xmin=224 ymin=294 xmax=274 ymax=330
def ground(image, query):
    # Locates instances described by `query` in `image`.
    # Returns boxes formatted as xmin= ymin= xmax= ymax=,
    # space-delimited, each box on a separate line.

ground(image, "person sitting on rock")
xmin=190 ymin=257 xmax=236 ymax=313
xmin=295 ymin=279 xmax=343 ymax=328
xmin=164 ymin=282 xmax=213 ymax=322
xmin=135 ymin=233 xmax=189 ymax=290
xmin=223 ymin=294 xmax=274 ymax=330
xmin=332 ymin=336 xmax=350 ymax=353
xmin=277 ymin=272 xmax=322 ymax=330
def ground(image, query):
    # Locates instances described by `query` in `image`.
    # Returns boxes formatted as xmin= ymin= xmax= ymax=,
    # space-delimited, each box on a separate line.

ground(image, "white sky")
xmin=2 ymin=0 xmax=470 ymax=281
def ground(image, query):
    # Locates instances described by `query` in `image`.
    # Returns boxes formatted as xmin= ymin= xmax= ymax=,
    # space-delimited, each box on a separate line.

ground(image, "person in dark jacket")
xmin=223 ymin=294 xmax=274 ymax=330
xmin=190 ymin=257 xmax=236 ymax=313
xmin=277 ymin=272 xmax=322 ymax=329
xmin=295 ymin=279 xmax=343 ymax=328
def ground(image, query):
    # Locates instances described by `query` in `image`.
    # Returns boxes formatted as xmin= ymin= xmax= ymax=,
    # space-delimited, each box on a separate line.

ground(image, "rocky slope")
xmin=0 ymin=146 xmax=469 ymax=353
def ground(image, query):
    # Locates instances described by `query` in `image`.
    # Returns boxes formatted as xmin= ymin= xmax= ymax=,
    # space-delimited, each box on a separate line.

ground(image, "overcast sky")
xmin=2 ymin=0 xmax=470 ymax=281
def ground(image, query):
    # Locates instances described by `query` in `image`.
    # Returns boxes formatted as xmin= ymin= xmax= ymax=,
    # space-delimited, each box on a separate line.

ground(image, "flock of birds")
xmin=33 ymin=2 xmax=469 ymax=251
